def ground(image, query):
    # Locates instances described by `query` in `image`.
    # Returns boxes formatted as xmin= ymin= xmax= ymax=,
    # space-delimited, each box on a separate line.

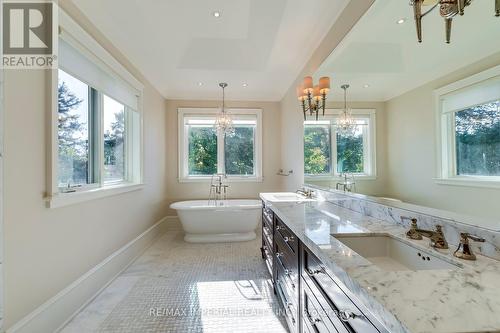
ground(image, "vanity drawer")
xmin=275 ymin=234 xmax=299 ymax=294
xmin=302 ymin=247 xmax=381 ymax=333
xmin=262 ymin=238 xmax=273 ymax=278
xmin=262 ymin=221 xmax=273 ymax=245
xmin=302 ymin=277 xmax=349 ymax=333
xmin=275 ymin=217 xmax=298 ymax=254
xmin=276 ymin=271 xmax=298 ymax=333
xmin=262 ymin=205 xmax=274 ymax=228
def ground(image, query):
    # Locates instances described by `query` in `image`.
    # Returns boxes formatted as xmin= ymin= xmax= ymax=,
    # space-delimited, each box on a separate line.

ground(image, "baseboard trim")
xmin=7 ymin=216 xmax=170 ymax=333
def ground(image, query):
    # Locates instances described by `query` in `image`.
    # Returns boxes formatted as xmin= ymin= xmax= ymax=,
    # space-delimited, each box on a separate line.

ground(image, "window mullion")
xmin=218 ymin=131 xmax=225 ymax=175
xmin=98 ymin=92 xmax=105 ymax=187
xmin=124 ymin=107 xmax=130 ymax=182
xmin=362 ymin=123 xmax=369 ymax=175
xmin=90 ymin=88 xmax=100 ymax=185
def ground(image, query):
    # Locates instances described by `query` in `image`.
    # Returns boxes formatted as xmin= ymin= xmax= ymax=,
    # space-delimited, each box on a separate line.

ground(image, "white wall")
xmin=385 ymin=52 xmax=500 ymax=221
xmin=2 ymin=3 xmax=169 ymax=329
xmin=164 ymin=99 xmax=283 ymax=216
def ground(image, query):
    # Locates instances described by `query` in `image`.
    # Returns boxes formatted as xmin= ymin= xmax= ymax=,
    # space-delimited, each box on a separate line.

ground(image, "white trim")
xmin=305 ymin=175 xmax=377 ymax=181
xmin=46 ymin=183 xmax=144 ymax=209
xmin=6 ymin=216 xmax=171 ymax=333
xmin=434 ymin=65 xmax=500 ymax=185
xmin=434 ymin=177 xmax=500 ymax=190
xmin=177 ymin=108 xmax=263 ymax=182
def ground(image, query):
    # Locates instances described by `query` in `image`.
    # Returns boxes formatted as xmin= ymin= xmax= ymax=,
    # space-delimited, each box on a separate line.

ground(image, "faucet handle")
xmin=454 ymin=233 xmax=485 ymax=261
xmin=404 ymin=218 xmax=423 ymax=240
xmin=462 ymin=233 xmax=485 ymax=243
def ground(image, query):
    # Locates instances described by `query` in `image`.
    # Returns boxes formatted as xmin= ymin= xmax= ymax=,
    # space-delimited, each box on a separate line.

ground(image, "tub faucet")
xmin=335 ymin=173 xmax=355 ymax=192
xmin=209 ymin=173 xmax=229 ymax=205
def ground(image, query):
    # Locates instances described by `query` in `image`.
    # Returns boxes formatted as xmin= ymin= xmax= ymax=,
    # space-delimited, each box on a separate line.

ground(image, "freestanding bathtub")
xmin=170 ymin=200 xmax=262 ymax=243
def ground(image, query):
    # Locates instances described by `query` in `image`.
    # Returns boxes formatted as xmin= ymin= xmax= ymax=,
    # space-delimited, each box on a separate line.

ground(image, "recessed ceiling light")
xmin=363 ymin=84 xmax=370 ymax=88
xmin=397 ymin=18 xmax=406 ymax=24
xmin=197 ymin=82 xmax=203 ymax=86
xmin=213 ymin=11 xmax=221 ymax=18
xmin=242 ymin=83 xmax=248 ymax=87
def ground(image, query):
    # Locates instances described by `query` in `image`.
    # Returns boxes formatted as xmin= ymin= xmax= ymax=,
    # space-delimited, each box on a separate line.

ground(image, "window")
xmin=437 ymin=66 xmax=500 ymax=187
xmin=304 ymin=109 xmax=376 ymax=179
xmin=103 ymin=95 xmax=126 ymax=182
xmin=178 ymin=109 xmax=262 ymax=181
xmin=455 ymin=101 xmax=500 ymax=176
xmin=225 ymin=121 xmax=256 ymax=176
xmin=49 ymin=10 xmax=144 ymax=207
xmin=304 ymin=123 xmax=331 ymax=175
xmin=57 ymin=69 xmax=94 ymax=187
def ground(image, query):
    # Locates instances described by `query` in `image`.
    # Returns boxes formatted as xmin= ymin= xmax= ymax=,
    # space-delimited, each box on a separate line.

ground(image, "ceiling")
xmin=315 ymin=0 xmax=500 ymax=102
xmin=70 ymin=0 xmax=349 ymax=101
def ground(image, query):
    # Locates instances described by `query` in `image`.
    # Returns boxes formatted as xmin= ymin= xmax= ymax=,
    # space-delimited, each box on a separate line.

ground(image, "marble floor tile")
xmin=60 ymin=229 xmax=288 ymax=333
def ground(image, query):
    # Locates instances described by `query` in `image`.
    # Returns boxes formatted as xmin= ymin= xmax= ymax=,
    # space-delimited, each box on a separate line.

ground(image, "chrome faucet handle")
xmin=454 ymin=233 xmax=485 ymax=261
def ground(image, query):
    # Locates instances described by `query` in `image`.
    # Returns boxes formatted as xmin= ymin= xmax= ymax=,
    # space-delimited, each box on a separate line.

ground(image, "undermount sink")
xmin=332 ymin=234 xmax=461 ymax=271
xmin=260 ymin=192 xmax=315 ymax=203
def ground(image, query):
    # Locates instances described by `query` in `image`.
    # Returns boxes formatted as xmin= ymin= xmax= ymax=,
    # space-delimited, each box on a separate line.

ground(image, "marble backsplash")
xmin=305 ymin=185 xmax=500 ymax=260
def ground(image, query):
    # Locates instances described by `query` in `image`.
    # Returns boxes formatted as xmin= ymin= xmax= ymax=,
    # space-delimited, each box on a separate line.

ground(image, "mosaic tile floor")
xmin=61 ymin=228 xmax=288 ymax=333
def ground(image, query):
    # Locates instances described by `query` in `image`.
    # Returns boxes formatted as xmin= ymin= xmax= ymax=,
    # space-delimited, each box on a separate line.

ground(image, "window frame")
xmin=304 ymin=109 xmax=376 ymax=181
xmin=435 ymin=64 xmax=500 ymax=189
xmin=178 ymin=108 xmax=263 ymax=183
xmin=47 ymin=9 xmax=144 ymax=208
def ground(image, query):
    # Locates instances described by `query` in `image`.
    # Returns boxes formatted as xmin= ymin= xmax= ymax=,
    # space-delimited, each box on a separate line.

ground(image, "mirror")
xmin=303 ymin=0 xmax=500 ymax=228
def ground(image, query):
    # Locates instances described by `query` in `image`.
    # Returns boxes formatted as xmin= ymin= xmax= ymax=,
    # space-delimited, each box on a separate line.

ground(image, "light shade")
xmin=313 ymin=85 xmax=321 ymax=101
xmin=303 ymin=76 xmax=313 ymax=92
xmin=319 ymin=77 xmax=330 ymax=94
xmin=296 ymin=85 xmax=306 ymax=101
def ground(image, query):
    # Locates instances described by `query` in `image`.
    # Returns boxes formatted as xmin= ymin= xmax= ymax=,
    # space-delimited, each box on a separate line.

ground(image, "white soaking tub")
xmin=170 ymin=200 xmax=262 ymax=243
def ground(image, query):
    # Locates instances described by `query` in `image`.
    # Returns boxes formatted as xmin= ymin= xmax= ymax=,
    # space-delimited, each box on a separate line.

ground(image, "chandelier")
xmin=411 ymin=0 xmax=500 ymax=44
xmin=336 ymin=84 xmax=356 ymax=136
xmin=296 ymin=76 xmax=330 ymax=120
xmin=214 ymin=83 xmax=234 ymax=136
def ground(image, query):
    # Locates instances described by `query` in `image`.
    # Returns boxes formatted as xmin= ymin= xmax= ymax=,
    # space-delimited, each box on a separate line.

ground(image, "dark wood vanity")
xmin=261 ymin=201 xmax=389 ymax=333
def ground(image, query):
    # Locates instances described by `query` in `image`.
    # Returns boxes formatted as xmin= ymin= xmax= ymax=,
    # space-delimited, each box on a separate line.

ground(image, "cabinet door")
xmin=302 ymin=278 xmax=347 ymax=333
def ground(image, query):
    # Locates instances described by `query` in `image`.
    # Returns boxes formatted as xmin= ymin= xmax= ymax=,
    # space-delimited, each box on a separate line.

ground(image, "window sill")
xmin=305 ymin=175 xmax=377 ymax=181
xmin=178 ymin=176 xmax=263 ymax=183
xmin=46 ymin=183 xmax=144 ymax=208
xmin=434 ymin=177 xmax=500 ymax=189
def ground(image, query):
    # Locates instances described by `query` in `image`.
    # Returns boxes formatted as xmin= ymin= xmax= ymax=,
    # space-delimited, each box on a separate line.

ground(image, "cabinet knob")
xmin=339 ymin=310 xmax=357 ymax=322
xmin=306 ymin=267 xmax=326 ymax=276
xmin=305 ymin=311 xmax=322 ymax=325
xmin=284 ymin=236 xmax=294 ymax=243
xmin=276 ymin=225 xmax=282 ymax=230
xmin=276 ymin=252 xmax=283 ymax=258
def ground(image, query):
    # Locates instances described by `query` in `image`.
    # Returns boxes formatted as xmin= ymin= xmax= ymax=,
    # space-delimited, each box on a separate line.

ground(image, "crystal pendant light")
xmin=214 ymin=83 xmax=235 ymax=136
xmin=336 ymin=84 xmax=356 ymax=136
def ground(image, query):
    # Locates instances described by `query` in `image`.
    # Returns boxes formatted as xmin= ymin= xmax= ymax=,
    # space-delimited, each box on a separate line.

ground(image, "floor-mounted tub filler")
xmin=170 ymin=200 xmax=262 ymax=243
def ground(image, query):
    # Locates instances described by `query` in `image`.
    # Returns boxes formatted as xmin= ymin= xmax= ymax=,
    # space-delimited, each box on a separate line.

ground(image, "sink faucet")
xmin=296 ymin=188 xmax=314 ymax=199
xmin=403 ymin=217 xmax=448 ymax=249
xmin=454 ymin=233 xmax=485 ymax=261
xmin=335 ymin=173 xmax=355 ymax=192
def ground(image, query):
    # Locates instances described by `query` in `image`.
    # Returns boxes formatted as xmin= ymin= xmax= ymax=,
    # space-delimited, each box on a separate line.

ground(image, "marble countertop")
xmin=265 ymin=199 xmax=500 ymax=333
